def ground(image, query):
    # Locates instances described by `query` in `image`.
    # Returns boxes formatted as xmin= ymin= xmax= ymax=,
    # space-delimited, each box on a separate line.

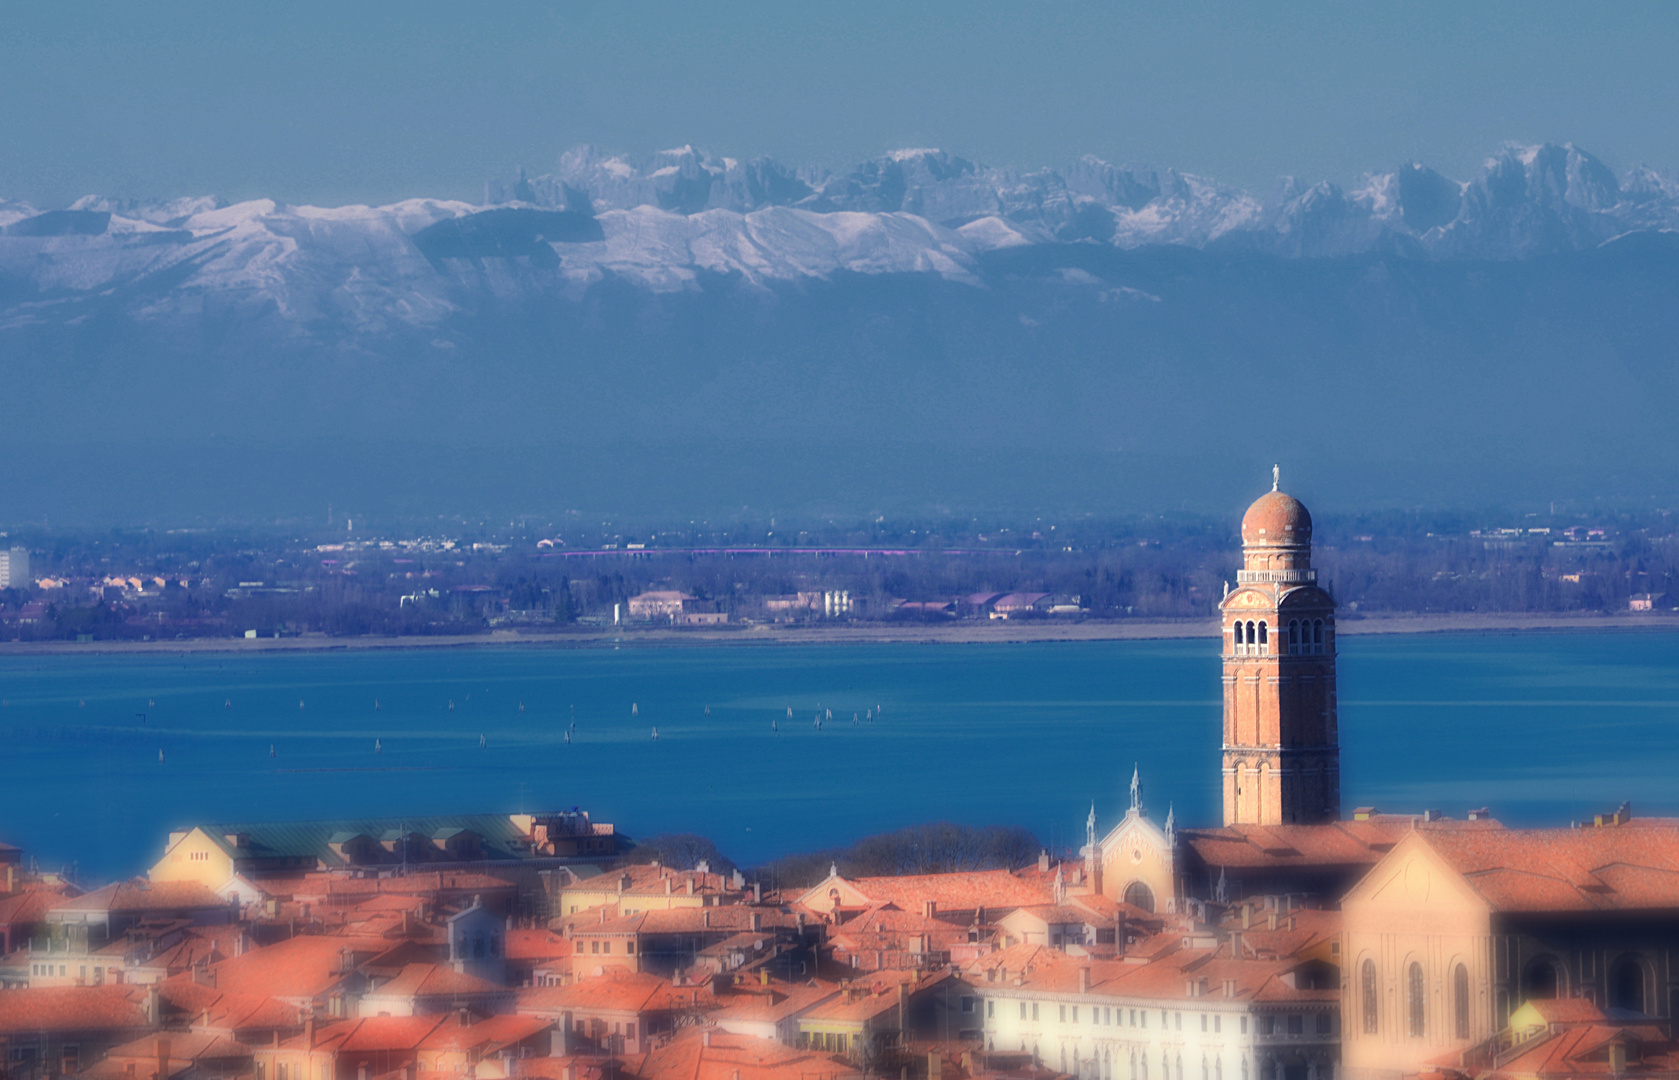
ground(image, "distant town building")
xmin=149 ymin=811 xmax=619 ymax=890
xmin=627 ymin=591 xmax=692 ymax=620
xmin=1629 ymin=592 xmax=1672 ymax=611
xmin=0 ymin=547 xmax=29 ymax=589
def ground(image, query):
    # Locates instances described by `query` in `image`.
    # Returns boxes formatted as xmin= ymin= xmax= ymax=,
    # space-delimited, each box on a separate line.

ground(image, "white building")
xmin=970 ymin=939 xmax=1339 ymax=1080
xmin=0 ymin=547 xmax=28 ymax=589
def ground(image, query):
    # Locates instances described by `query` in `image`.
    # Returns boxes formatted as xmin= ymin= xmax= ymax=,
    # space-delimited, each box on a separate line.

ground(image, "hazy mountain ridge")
xmin=1 ymin=143 xmax=1677 ymax=336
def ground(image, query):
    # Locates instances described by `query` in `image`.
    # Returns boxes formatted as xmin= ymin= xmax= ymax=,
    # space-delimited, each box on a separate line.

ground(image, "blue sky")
xmin=4 ymin=0 xmax=1678 ymax=207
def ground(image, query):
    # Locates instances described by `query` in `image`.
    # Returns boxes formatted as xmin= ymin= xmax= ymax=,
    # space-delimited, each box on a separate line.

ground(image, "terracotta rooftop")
xmin=0 ymin=986 xmax=152 ymax=1033
xmin=369 ymin=962 xmax=508 ymax=999
xmin=276 ymin=1015 xmax=446 ymax=1053
xmin=1489 ymin=1023 xmax=1679 ymax=1076
xmin=517 ymin=969 xmax=712 ymax=1016
xmin=506 ymin=928 xmax=573 ymax=961
xmin=1182 ymin=817 xmax=1502 ymax=870
xmin=800 ymin=970 xmax=954 ymax=1024
xmin=626 ymin=1026 xmax=856 ymax=1080
xmin=200 ymin=933 xmax=395 ymax=999
xmin=1418 ymin=825 xmax=1679 ymax=912
xmin=54 ymin=878 xmax=228 ymax=915
xmin=807 ymin=870 xmax=1052 ymax=914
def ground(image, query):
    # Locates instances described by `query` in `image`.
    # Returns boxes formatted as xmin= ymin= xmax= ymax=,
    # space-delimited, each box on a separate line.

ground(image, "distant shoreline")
xmin=0 ymin=611 xmax=1672 ymax=657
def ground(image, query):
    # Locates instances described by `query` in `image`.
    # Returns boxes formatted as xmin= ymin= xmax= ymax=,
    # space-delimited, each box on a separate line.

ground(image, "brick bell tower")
xmin=1219 ymin=467 xmax=1340 ymax=826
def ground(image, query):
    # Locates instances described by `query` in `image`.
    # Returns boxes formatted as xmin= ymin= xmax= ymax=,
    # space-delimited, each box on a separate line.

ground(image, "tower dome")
xmin=1241 ymin=489 xmax=1312 ymax=547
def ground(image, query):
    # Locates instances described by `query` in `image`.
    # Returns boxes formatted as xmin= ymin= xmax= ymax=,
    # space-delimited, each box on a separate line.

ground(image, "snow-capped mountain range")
xmin=1 ymin=142 xmax=1676 ymax=333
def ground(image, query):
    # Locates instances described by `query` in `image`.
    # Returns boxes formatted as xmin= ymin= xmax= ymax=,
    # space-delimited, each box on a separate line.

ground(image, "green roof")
xmin=183 ymin=813 xmax=543 ymax=868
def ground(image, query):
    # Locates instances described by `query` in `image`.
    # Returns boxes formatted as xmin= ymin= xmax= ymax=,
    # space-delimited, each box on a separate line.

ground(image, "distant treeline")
xmin=0 ymin=509 xmax=1675 ymax=639
xmin=620 ymin=822 xmax=1043 ymax=893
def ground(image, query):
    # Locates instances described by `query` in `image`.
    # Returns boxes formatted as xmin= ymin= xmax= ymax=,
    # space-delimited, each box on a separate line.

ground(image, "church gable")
xmin=1344 ymin=832 xmax=1489 ymax=914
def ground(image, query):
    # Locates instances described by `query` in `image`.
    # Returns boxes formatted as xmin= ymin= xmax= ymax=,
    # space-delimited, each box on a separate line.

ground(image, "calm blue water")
xmin=3 ymin=631 xmax=1677 ymax=880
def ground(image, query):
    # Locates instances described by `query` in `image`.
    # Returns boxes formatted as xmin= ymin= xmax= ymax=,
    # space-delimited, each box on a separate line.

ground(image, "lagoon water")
xmin=4 ymin=631 xmax=1678 ymax=880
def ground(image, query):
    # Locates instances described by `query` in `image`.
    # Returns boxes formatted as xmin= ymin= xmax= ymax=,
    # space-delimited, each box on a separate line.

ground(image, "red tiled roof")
xmin=800 ymin=970 xmax=954 ymax=1024
xmin=1490 ymin=1023 xmax=1679 ymax=1075
xmin=0 ymin=885 xmax=77 ymax=927
xmin=276 ymin=1015 xmax=446 ymax=1053
xmin=0 ymin=986 xmax=152 ymax=1033
xmin=626 ymin=1026 xmax=854 ymax=1080
xmin=416 ymin=1014 xmax=552 ymax=1052
xmin=201 ymin=933 xmax=394 ymax=999
xmin=56 ymin=878 xmax=228 ymax=914
xmin=517 ymin=970 xmax=712 ymax=1016
xmin=369 ymin=963 xmax=507 ymax=998
xmin=844 ymin=871 xmax=1053 ymax=912
xmin=962 ymin=939 xmax=1333 ymax=1007
xmin=1182 ymin=817 xmax=1502 ymax=871
xmin=1419 ymin=826 xmax=1679 ymax=912
xmin=1522 ymin=997 xmax=1608 ymax=1025
xmin=506 ymin=928 xmax=573 ymax=961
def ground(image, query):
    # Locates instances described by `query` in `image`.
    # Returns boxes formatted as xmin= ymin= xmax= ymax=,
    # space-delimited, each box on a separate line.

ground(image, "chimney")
xmin=458 ymin=1007 xmax=470 ymax=1026
xmin=305 ymin=1016 xmax=315 ymax=1050
xmin=156 ymin=1038 xmax=170 ymax=1080
xmin=146 ymin=984 xmax=161 ymax=1025
xmin=686 ymin=878 xmax=695 ymax=896
xmin=753 ymin=882 xmax=762 ymax=904
xmin=702 ymin=1030 xmax=713 ymax=1048
xmin=358 ymin=1066 xmax=367 ymax=1080
xmin=1267 ymin=910 xmax=1277 ymax=931
xmin=923 ymin=900 xmax=936 ymax=920
xmin=1610 ymin=1039 xmax=1627 ymax=1073
xmin=665 ymin=879 xmax=672 ymax=895
xmin=760 ymin=969 xmax=770 ymax=986
xmin=928 ymin=1052 xmax=943 ymax=1080
xmin=703 ymin=911 xmax=710 ymax=929
xmin=1230 ymin=932 xmax=1242 ymax=959
xmin=750 ymin=912 xmax=761 ymax=932
xmin=1078 ymin=967 xmax=1090 ymax=994
xmin=1038 ymin=851 xmax=1050 ymax=873
xmin=561 ymin=1065 xmax=575 ymax=1080
xmin=1223 ymin=979 xmax=1236 ymax=999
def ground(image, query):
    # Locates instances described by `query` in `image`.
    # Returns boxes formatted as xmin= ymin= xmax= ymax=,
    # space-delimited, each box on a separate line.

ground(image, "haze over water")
xmin=4 ymin=631 xmax=1675 ymax=880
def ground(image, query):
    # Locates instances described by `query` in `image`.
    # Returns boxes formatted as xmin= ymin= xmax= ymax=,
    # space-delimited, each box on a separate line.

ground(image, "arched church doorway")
xmin=1522 ymin=958 xmax=1561 ymax=1002
xmin=1610 ymin=957 xmax=1647 ymax=1014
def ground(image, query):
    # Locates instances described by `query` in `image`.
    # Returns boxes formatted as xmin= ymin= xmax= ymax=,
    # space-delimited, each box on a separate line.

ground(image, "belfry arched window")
xmin=1453 ymin=963 xmax=1470 ymax=1039
xmin=1407 ymin=962 xmax=1426 ymax=1037
xmin=1287 ymin=620 xmax=1299 ymax=652
xmin=1312 ymin=619 xmax=1325 ymax=652
xmin=1257 ymin=621 xmax=1268 ymax=653
xmin=1232 ymin=620 xmax=1244 ymax=655
xmin=1361 ymin=959 xmax=1379 ymax=1034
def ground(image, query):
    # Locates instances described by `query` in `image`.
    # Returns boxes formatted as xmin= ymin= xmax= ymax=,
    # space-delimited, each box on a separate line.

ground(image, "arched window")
xmin=1287 ymin=620 xmax=1299 ymax=652
xmin=1407 ymin=962 xmax=1426 ymax=1037
xmin=1610 ymin=957 xmax=1646 ymax=1014
xmin=1257 ymin=621 xmax=1268 ymax=650
xmin=1453 ymin=963 xmax=1470 ymax=1039
xmin=1523 ymin=959 xmax=1559 ymax=1002
xmin=474 ymin=932 xmax=485 ymax=959
xmin=1361 ymin=959 xmax=1379 ymax=1034
xmin=1312 ymin=619 xmax=1324 ymax=651
xmin=1124 ymin=881 xmax=1156 ymax=914
xmin=1232 ymin=621 xmax=1244 ymax=654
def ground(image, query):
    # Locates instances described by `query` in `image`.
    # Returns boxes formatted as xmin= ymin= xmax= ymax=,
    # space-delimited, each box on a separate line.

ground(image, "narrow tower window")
xmin=1288 ymin=620 xmax=1299 ymax=652
xmin=1257 ymin=621 xmax=1268 ymax=652
xmin=1407 ymin=962 xmax=1426 ymax=1038
xmin=1361 ymin=959 xmax=1379 ymax=1034
xmin=1453 ymin=964 xmax=1469 ymax=1039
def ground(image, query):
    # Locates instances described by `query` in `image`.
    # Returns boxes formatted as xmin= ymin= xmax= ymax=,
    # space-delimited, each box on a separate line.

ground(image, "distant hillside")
xmin=1 ymin=142 xmax=1677 ymax=522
